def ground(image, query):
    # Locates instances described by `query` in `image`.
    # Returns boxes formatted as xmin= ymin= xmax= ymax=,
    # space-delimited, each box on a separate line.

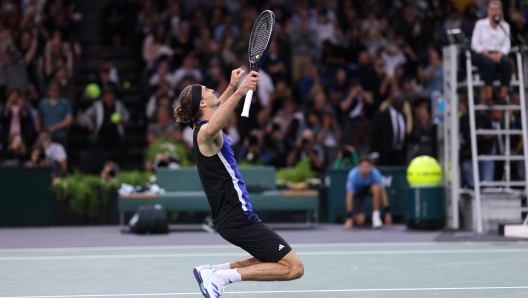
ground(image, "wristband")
xmin=347 ymin=212 xmax=353 ymax=219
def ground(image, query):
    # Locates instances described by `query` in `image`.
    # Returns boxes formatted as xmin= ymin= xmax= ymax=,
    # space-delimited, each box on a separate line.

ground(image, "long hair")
xmin=174 ymin=85 xmax=202 ymax=126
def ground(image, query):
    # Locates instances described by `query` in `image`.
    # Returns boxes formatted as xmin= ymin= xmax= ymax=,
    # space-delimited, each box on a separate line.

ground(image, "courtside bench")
xmin=118 ymin=167 xmax=319 ymax=229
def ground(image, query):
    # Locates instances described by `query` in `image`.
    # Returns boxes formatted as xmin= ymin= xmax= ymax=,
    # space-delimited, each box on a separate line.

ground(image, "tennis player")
xmin=174 ymin=69 xmax=304 ymax=298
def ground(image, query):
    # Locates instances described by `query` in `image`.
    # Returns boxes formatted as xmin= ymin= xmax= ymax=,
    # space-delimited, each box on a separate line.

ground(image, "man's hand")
xmin=343 ymin=218 xmax=354 ymax=229
xmin=230 ymin=68 xmax=244 ymax=86
xmin=384 ymin=213 xmax=393 ymax=226
xmin=236 ymin=71 xmax=259 ymax=95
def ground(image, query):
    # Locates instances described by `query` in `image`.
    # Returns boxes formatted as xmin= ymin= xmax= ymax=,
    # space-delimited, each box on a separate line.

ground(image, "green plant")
xmin=51 ymin=171 xmax=155 ymax=217
xmin=145 ymin=138 xmax=193 ymax=167
xmin=275 ymin=158 xmax=317 ymax=183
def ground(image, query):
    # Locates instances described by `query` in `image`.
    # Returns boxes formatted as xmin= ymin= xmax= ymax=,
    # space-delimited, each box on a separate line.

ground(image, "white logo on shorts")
xmin=279 ymin=244 xmax=285 ymax=251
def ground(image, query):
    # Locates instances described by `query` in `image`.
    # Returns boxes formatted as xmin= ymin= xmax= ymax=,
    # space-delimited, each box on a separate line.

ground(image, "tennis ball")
xmin=256 ymin=55 xmax=260 ymax=59
xmin=111 ymin=112 xmax=121 ymax=124
xmin=85 ymin=83 xmax=101 ymax=100
xmin=407 ymin=155 xmax=442 ymax=186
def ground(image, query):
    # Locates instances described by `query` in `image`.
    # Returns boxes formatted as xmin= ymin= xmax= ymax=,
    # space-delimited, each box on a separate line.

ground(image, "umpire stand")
xmin=443 ymin=41 xmax=528 ymax=235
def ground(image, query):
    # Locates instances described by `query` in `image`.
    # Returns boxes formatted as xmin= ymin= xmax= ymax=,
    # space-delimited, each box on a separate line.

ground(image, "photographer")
xmin=333 ymin=145 xmax=359 ymax=169
xmin=238 ymin=131 xmax=271 ymax=166
xmin=340 ymin=80 xmax=374 ymax=147
xmin=287 ymin=129 xmax=325 ymax=172
xmin=26 ymin=146 xmax=50 ymax=169
xmin=316 ymin=111 xmax=342 ymax=167
xmin=264 ymin=121 xmax=292 ymax=168
xmin=100 ymin=161 xmax=120 ymax=181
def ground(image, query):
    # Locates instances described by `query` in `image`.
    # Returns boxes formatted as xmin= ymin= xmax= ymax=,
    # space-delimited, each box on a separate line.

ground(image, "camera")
xmin=108 ymin=169 xmax=116 ymax=178
xmin=302 ymin=138 xmax=309 ymax=146
xmin=249 ymin=136 xmax=258 ymax=146
xmin=272 ymin=123 xmax=280 ymax=132
xmin=38 ymin=152 xmax=46 ymax=161
xmin=342 ymin=149 xmax=352 ymax=159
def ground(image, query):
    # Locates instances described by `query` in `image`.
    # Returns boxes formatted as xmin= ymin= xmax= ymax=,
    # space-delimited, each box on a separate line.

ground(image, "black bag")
xmin=128 ymin=204 xmax=169 ymax=234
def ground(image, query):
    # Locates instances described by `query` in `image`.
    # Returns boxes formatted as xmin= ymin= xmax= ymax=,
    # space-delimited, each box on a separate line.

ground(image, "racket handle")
xmin=241 ymin=89 xmax=253 ymax=118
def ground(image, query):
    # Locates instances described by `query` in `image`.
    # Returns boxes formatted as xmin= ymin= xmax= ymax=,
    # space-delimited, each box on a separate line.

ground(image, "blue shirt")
xmin=38 ymin=98 xmax=72 ymax=139
xmin=425 ymin=65 xmax=443 ymax=98
xmin=346 ymin=167 xmax=383 ymax=194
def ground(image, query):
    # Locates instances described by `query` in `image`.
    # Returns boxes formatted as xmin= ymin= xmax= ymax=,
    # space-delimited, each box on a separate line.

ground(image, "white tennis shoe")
xmin=193 ymin=264 xmax=212 ymax=297
xmin=201 ymin=268 xmax=227 ymax=298
xmin=372 ymin=214 xmax=383 ymax=229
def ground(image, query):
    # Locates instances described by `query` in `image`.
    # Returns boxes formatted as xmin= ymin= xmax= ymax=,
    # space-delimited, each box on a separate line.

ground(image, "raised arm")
xmin=219 ymin=68 xmax=245 ymax=106
xmin=201 ymin=71 xmax=259 ymax=141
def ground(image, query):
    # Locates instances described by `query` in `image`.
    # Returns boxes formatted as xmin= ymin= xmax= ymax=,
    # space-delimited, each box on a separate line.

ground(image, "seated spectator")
xmin=287 ymin=129 xmax=325 ymax=172
xmin=78 ymin=139 xmax=111 ymax=175
xmin=148 ymin=59 xmax=174 ymax=87
xmin=37 ymin=130 xmax=67 ymax=175
xmin=146 ymin=80 xmax=177 ymax=120
xmin=459 ymin=104 xmax=494 ymax=188
xmin=38 ymin=81 xmax=73 ymax=147
xmin=2 ymin=133 xmax=29 ymax=167
xmin=410 ymin=106 xmax=434 ymax=158
xmin=142 ymin=25 xmax=173 ymax=69
xmin=471 ymin=1 xmax=511 ymax=103
xmin=343 ymin=156 xmax=393 ymax=229
xmin=26 ymin=145 xmax=50 ymax=170
xmin=370 ymin=91 xmax=408 ymax=166
xmin=172 ymin=56 xmax=203 ymax=87
xmin=44 ymin=37 xmax=73 ymax=83
xmin=300 ymin=65 xmax=326 ymax=103
xmin=262 ymin=40 xmax=290 ymax=84
xmin=100 ymin=161 xmax=120 ymax=181
xmin=82 ymin=87 xmax=130 ymax=166
xmin=147 ymin=107 xmax=182 ymax=144
xmin=316 ymin=111 xmax=342 ymax=167
xmin=274 ymin=99 xmax=304 ymax=141
xmin=0 ymin=88 xmax=36 ymax=154
xmin=333 ymin=145 xmax=359 ymax=169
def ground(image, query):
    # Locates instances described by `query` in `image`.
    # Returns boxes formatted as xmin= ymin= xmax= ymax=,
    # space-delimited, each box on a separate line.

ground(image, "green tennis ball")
xmin=85 ymin=83 xmax=101 ymax=100
xmin=407 ymin=155 xmax=442 ymax=186
xmin=110 ymin=112 xmax=121 ymax=124
xmin=123 ymin=81 xmax=130 ymax=89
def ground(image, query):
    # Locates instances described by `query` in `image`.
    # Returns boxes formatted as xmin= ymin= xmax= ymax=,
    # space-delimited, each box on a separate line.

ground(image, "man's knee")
xmin=355 ymin=213 xmax=366 ymax=226
xmin=282 ymin=252 xmax=304 ymax=280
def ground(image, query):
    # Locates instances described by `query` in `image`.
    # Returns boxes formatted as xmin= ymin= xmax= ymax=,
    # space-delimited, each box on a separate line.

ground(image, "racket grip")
xmin=241 ymin=89 xmax=253 ymax=118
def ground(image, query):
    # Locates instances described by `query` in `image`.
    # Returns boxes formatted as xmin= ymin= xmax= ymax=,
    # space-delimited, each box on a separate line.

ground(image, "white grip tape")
xmin=241 ymin=89 xmax=253 ymax=118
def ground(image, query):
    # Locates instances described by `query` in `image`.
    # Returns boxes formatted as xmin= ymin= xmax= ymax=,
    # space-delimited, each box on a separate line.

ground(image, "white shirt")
xmin=471 ymin=18 xmax=510 ymax=55
xmin=238 ymin=67 xmax=275 ymax=107
xmin=389 ymin=106 xmax=405 ymax=151
xmin=45 ymin=142 xmax=67 ymax=163
xmin=381 ymin=51 xmax=406 ymax=76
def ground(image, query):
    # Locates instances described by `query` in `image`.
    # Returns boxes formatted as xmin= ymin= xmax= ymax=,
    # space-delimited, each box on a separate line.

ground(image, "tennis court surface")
xmin=2 ymin=237 xmax=528 ymax=298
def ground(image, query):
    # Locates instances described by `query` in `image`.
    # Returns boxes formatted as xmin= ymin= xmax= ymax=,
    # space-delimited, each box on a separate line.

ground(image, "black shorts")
xmin=216 ymin=212 xmax=292 ymax=263
xmin=353 ymin=188 xmax=371 ymax=215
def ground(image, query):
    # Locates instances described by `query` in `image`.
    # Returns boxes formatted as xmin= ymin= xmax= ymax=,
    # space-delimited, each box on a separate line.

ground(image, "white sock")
xmin=215 ymin=268 xmax=242 ymax=284
xmin=373 ymin=210 xmax=381 ymax=220
xmin=212 ymin=263 xmax=231 ymax=271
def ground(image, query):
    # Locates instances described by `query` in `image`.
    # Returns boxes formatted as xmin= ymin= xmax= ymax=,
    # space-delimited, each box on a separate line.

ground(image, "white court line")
xmin=2 ymin=286 xmax=528 ymax=298
xmin=1 ymin=248 xmax=528 ymax=261
xmin=1 ymin=241 xmax=527 ymax=252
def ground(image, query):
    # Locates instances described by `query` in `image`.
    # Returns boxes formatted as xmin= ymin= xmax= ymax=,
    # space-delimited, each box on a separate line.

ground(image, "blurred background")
xmin=0 ymin=0 xmax=527 ymax=232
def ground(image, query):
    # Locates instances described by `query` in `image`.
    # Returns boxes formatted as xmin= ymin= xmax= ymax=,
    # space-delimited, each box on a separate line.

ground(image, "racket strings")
xmin=249 ymin=14 xmax=273 ymax=59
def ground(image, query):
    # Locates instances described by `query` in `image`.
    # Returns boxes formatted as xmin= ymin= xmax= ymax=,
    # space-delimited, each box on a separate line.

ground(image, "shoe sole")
xmin=193 ymin=268 xmax=207 ymax=298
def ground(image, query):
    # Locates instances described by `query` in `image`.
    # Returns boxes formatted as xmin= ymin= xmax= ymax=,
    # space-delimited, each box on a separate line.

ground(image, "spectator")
xmin=340 ymin=80 xmax=374 ymax=147
xmin=471 ymin=0 xmax=511 ymax=103
xmin=317 ymin=110 xmax=342 ymax=167
xmin=82 ymin=87 xmax=130 ymax=165
xmin=264 ymin=121 xmax=292 ymax=169
xmin=78 ymin=139 xmax=110 ymax=175
xmin=1 ymin=31 xmax=37 ymax=95
xmin=148 ymin=59 xmax=174 ymax=87
xmin=288 ymin=9 xmax=317 ymax=82
xmin=223 ymin=113 xmax=240 ymax=147
xmin=1 ymin=133 xmax=29 ymax=167
xmin=147 ymin=107 xmax=182 ymax=144
xmin=0 ymin=88 xmax=36 ymax=154
xmin=287 ymin=129 xmax=325 ymax=172
xmin=424 ymin=51 xmax=443 ymax=98
xmin=100 ymin=161 xmax=120 ymax=181
xmin=262 ymin=41 xmax=290 ymax=84
xmin=94 ymin=66 xmax=120 ymax=99
xmin=381 ymin=44 xmax=406 ymax=76
xmin=170 ymin=22 xmax=193 ymax=68
xmin=460 ymin=106 xmax=494 ymax=188
xmin=36 ymin=130 xmax=67 ymax=175
xmin=238 ymin=131 xmax=270 ymax=166
xmin=25 ymin=145 xmax=50 ymax=170
xmin=300 ymin=65 xmax=325 ymax=103
xmin=333 ymin=145 xmax=359 ymax=169
xmin=370 ymin=91 xmax=408 ymax=166
xmin=38 ymin=81 xmax=73 ymax=147
xmin=410 ymin=105 xmax=434 ymax=158
xmin=146 ymin=84 xmax=176 ymax=120
xmin=343 ymin=156 xmax=393 ymax=229
xmin=214 ymin=14 xmax=240 ymax=42
xmin=44 ymin=37 xmax=73 ymax=83
xmin=142 ymin=25 xmax=172 ymax=69
xmin=172 ymin=56 xmax=203 ymax=88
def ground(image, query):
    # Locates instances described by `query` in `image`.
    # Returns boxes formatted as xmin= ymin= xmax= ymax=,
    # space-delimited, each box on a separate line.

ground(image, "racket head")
xmin=247 ymin=10 xmax=276 ymax=72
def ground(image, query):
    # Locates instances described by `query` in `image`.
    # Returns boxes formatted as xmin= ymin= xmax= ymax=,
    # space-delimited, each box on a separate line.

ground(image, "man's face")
xmin=358 ymin=161 xmax=372 ymax=177
xmin=491 ymin=110 xmax=503 ymax=121
xmin=201 ymin=86 xmax=220 ymax=109
xmin=39 ymin=133 xmax=51 ymax=147
xmin=392 ymin=94 xmax=405 ymax=112
xmin=48 ymin=84 xmax=60 ymax=98
xmin=103 ymin=92 xmax=115 ymax=106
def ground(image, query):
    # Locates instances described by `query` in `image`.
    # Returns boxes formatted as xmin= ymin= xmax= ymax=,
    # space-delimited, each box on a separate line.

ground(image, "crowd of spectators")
xmin=0 ymin=0 xmax=527 ymax=187
xmin=0 ymin=0 xmax=81 ymax=177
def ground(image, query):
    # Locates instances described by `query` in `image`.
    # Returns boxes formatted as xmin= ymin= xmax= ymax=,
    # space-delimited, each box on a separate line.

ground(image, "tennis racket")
xmin=241 ymin=10 xmax=275 ymax=118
